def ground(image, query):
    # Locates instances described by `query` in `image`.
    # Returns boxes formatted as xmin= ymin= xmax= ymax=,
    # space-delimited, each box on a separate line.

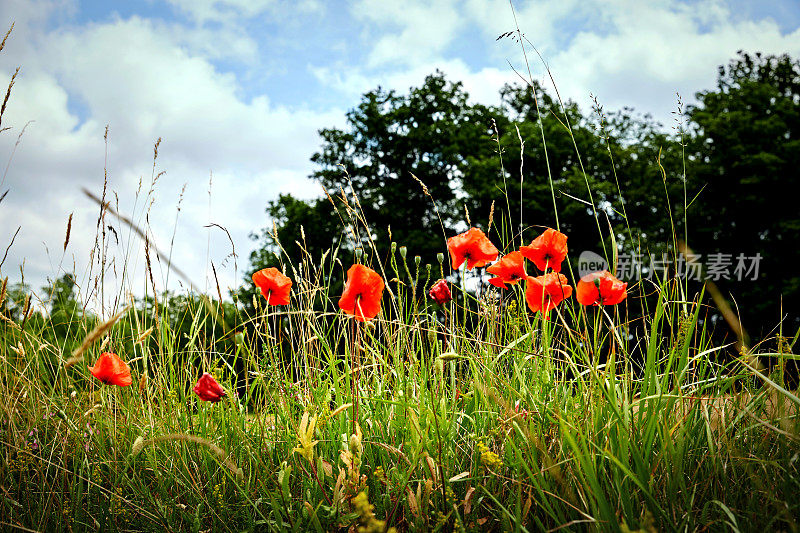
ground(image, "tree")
xmin=461 ymin=81 xmax=691 ymax=294
xmin=43 ymin=273 xmax=83 ymax=340
xmin=248 ymin=194 xmax=345 ymax=271
xmin=687 ymin=51 xmax=800 ymax=339
xmin=248 ymin=72 xmax=679 ymax=292
xmin=309 ymin=72 xmax=498 ymax=261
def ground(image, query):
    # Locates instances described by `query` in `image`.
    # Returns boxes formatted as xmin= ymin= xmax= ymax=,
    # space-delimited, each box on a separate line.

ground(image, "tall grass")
xmin=2 ymin=20 xmax=800 ymax=533
xmin=3 ymin=183 xmax=799 ymax=532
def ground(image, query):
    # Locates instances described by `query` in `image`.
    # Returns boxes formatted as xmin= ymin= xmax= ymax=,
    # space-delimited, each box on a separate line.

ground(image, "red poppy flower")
xmin=252 ymin=267 xmax=292 ymax=305
xmin=447 ymin=228 xmax=499 ymax=270
xmin=576 ymin=270 xmax=627 ymax=306
xmin=428 ymin=279 xmax=452 ymax=304
xmin=520 ymin=228 xmax=568 ymax=272
xmin=338 ymin=264 xmax=385 ymax=322
xmin=88 ymin=352 xmax=132 ymax=387
xmin=525 ymin=272 xmax=573 ymax=315
xmin=193 ymin=372 xmax=226 ymax=403
xmin=486 ymin=251 xmax=527 ymax=289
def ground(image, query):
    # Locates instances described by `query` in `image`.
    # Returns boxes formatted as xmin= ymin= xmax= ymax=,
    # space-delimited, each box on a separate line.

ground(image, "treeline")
xmin=247 ymin=51 xmax=800 ymax=346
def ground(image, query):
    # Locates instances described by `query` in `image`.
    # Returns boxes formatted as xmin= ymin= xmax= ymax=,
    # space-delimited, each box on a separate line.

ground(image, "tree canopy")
xmin=687 ymin=51 xmax=800 ymax=339
xmin=247 ymin=52 xmax=800 ymax=342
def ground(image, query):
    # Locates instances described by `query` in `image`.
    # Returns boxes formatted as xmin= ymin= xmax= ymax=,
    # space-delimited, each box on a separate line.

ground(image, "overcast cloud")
xmin=1 ymin=0 xmax=799 ymax=311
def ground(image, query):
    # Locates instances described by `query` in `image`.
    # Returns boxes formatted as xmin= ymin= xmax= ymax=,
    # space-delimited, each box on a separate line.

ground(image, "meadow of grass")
xmin=2 ymin=182 xmax=800 ymax=532
xmin=2 ymin=21 xmax=800 ymax=533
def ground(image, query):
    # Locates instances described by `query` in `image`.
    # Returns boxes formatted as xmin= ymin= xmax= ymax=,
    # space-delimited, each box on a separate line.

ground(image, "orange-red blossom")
xmin=88 ymin=352 xmax=132 ymax=387
xmin=447 ymin=228 xmax=499 ymax=270
xmin=252 ymin=267 xmax=292 ymax=305
xmin=338 ymin=264 xmax=385 ymax=322
xmin=576 ymin=270 xmax=627 ymax=306
xmin=486 ymin=251 xmax=527 ymax=289
xmin=520 ymin=228 xmax=568 ymax=272
xmin=525 ymin=272 xmax=573 ymax=316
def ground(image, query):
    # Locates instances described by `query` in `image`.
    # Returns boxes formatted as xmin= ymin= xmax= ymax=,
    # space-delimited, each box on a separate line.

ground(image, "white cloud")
xmin=544 ymin=0 xmax=800 ymax=123
xmin=464 ymin=0 xmax=588 ymax=56
xmin=165 ymin=20 xmax=261 ymax=64
xmin=165 ymin=0 xmax=321 ymax=24
xmin=0 ymin=3 xmax=343 ymax=307
xmin=351 ymin=0 xmax=467 ymax=68
xmin=328 ymin=0 xmax=800 ymax=125
xmin=310 ymin=58 xmax=510 ymax=107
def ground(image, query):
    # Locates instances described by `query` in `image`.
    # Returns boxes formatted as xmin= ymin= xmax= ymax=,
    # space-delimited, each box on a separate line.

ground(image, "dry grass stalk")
xmin=0 ymin=66 xmax=18 ymax=131
xmin=83 ymin=188 xmax=198 ymax=293
xmin=0 ymin=22 xmax=14 ymax=53
xmin=63 ymin=213 xmax=73 ymax=251
xmin=637 ymin=389 xmax=800 ymax=435
xmin=211 ymin=261 xmax=224 ymax=312
xmin=144 ymin=235 xmax=160 ymax=330
xmin=130 ymin=433 xmax=244 ymax=480
xmin=411 ymin=172 xmax=430 ymax=197
xmin=19 ymin=293 xmax=31 ymax=329
xmin=135 ymin=326 xmax=154 ymax=345
xmin=0 ymin=312 xmax=20 ymax=330
xmin=0 ymin=276 xmax=7 ymax=308
xmin=65 ymin=305 xmax=130 ymax=367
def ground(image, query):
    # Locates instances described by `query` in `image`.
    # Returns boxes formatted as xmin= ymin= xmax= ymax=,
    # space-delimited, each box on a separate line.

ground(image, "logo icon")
xmin=577 ymin=250 xmax=609 ymax=280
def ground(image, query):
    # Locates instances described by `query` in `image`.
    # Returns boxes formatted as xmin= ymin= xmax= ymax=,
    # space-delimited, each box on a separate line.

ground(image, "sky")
xmin=1 ymin=0 xmax=799 ymax=310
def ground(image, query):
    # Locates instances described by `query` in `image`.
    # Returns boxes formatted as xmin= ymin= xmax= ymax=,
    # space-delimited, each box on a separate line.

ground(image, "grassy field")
xmin=2 ymin=202 xmax=799 ymax=532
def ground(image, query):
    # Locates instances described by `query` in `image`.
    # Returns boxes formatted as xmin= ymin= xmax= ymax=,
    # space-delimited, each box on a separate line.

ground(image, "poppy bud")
xmin=414 ymin=255 xmax=421 ymax=266
xmin=428 ymin=279 xmax=452 ymax=305
xmin=427 ymin=328 xmax=437 ymax=345
xmin=437 ymin=253 xmax=444 ymax=265
xmin=193 ymin=372 xmax=227 ymax=403
xmin=391 ymin=242 xmax=397 ymax=253
xmin=399 ymin=246 xmax=407 ymax=259
xmin=355 ymin=248 xmax=364 ymax=260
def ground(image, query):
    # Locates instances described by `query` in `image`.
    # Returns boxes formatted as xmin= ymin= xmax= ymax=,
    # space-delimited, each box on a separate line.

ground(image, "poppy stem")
xmin=350 ymin=318 xmax=359 ymax=436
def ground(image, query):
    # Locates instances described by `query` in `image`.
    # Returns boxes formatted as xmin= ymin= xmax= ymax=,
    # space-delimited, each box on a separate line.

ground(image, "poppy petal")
xmin=88 ymin=352 xmax=132 ymax=387
xmin=339 ymin=264 xmax=385 ymax=322
xmin=252 ymin=268 xmax=293 ymax=305
xmin=447 ymin=228 xmax=499 ymax=271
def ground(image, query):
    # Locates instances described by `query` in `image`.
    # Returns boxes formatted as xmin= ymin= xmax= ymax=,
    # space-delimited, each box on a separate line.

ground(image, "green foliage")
xmin=252 ymin=71 xmax=685 ymax=286
xmin=310 ymin=72 xmax=494 ymax=260
xmin=688 ymin=51 xmax=800 ymax=338
xmin=2 ymin=17 xmax=799 ymax=528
